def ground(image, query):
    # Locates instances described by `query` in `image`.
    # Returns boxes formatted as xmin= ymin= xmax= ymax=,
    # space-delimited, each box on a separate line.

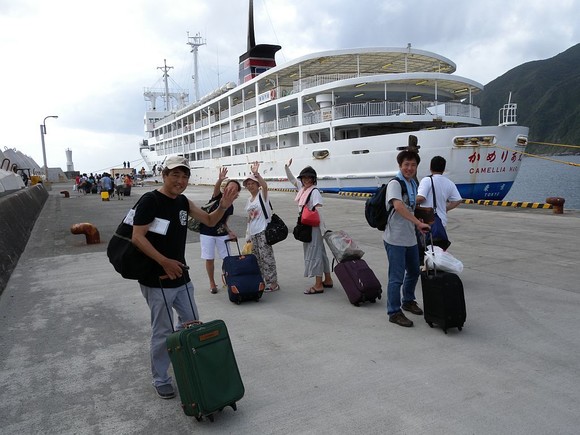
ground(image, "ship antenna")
xmin=187 ymin=32 xmax=206 ymax=102
xmin=157 ymin=59 xmax=174 ymax=111
xmin=247 ymin=0 xmax=256 ymax=50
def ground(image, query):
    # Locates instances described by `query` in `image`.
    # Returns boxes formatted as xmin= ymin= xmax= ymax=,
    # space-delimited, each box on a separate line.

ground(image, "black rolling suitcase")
xmin=421 ymin=242 xmax=466 ymax=333
xmin=222 ymin=239 xmax=265 ymax=304
xmin=421 ymin=269 xmax=466 ymax=333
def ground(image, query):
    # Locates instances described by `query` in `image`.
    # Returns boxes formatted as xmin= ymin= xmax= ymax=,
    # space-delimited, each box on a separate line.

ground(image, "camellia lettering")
xmin=468 ymin=166 xmax=508 ymax=175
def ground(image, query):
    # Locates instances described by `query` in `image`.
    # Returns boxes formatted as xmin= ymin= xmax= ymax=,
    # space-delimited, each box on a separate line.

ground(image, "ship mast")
xmin=157 ymin=59 xmax=174 ymax=111
xmin=187 ymin=32 xmax=206 ymax=102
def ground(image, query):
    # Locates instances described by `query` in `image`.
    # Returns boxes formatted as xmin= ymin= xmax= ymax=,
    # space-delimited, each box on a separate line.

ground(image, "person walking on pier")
xmin=384 ymin=150 xmax=430 ymax=327
xmin=285 ymin=159 xmax=333 ymax=294
xmin=131 ymin=155 xmax=237 ymax=399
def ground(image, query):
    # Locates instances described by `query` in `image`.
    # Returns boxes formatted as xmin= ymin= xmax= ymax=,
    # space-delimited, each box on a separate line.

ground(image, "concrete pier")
xmin=1 ymin=184 xmax=579 ymax=434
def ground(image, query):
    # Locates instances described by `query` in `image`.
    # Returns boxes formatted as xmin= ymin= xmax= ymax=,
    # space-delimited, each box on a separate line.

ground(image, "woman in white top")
xmin=285 ymin=159 xmax=333 ymax=294
xmin=243 ymin=162 xmax=280 ymax=292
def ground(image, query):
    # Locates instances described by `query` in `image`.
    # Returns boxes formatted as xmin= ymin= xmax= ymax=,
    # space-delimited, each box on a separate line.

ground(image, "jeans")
xmin=384 ymin=241 xmax=420 ymax=316
xmin=140 ymin=281 xmax=198 ymax=387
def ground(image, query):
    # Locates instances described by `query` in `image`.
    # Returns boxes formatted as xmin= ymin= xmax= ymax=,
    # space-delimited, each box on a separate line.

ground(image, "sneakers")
xmin=402 ymin=301 xmax=423 ymax=316
xmin=389 ymin=312 xmax=414 ymax=327
xmin=155 ymin=384 xmax=175 ymax=399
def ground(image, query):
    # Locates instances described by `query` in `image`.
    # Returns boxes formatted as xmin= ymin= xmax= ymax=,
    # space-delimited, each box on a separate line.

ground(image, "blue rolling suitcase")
xmin=222 ymin=239 xmax=265 ymax=304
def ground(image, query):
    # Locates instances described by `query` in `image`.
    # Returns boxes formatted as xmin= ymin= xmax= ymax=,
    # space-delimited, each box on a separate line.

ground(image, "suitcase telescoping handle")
xmin=425 ymin=231 xmax=438 ymax=275
xmin=224 ymin=238 xmax=241 ymax=256
xmin=158 ymin=266 xmax=198 ymax=333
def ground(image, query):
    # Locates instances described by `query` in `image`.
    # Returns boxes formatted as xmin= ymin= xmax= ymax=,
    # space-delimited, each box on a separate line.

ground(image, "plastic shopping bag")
xmin=242 ymin=241 xmax=253 ymax=255
xmin=323 ymin=230 xmax=365 ymax=262
xmin=425 ymin=245 xmax=463 ymax=274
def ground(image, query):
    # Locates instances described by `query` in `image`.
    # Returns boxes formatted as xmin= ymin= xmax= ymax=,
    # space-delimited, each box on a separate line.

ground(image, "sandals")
xmin=304 ymin=287 xmax=324 ymax=295
xmin=322 ymin=283 xmax=334 ymax=288
xmin=210 ymin=287 xmax=218 ymax=294
xmin=264 ymin=284 xmax=280 ymax=292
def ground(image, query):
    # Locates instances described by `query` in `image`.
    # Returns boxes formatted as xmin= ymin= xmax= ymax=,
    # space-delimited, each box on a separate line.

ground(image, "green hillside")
xmin=475 ymin=43 xmax=580 ymax=155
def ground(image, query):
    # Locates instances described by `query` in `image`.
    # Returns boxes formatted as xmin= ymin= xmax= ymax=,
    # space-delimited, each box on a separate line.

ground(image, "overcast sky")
xmin=1 ymin=0 xmax=578 ymax=174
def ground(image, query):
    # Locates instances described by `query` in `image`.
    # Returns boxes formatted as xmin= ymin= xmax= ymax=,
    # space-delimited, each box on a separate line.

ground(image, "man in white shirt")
xmin=416 ymin=156 xmax=462 ymax=228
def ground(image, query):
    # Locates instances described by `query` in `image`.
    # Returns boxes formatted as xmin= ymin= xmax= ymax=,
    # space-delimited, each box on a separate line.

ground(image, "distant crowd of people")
xmin=74 ymin=172 xmax=134 ymax=199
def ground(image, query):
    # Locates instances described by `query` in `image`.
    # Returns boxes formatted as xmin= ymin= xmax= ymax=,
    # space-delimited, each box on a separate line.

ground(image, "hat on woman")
xmin=297 ymin=166 xmax=317 ymax=183
xmin=242 ymin=174 xmax=259 ymax=187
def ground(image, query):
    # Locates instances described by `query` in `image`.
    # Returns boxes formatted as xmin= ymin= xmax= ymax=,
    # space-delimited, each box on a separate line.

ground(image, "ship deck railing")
xmin=149 ymin=99 xmax=480 ymax=146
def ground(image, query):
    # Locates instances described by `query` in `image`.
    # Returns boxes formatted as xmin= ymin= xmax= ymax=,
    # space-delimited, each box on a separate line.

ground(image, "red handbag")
xmin=301 ymin=206 xmax=320 ymax=227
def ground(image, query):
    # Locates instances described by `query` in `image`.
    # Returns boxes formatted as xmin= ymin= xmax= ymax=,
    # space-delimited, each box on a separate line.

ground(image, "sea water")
xmin=503 ymin=155 xmax=580 ymax=210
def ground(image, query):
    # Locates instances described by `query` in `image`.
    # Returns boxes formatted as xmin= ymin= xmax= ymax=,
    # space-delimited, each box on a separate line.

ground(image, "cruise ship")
xmin=140 ymin=0 xmax=529 ymax=200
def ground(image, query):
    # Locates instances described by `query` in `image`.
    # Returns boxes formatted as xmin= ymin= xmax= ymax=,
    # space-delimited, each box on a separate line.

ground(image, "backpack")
xmin=365 ymin=178 xmax=408 ymax=231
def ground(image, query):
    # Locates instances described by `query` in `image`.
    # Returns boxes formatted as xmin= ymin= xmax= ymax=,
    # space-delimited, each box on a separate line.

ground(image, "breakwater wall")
xmin=0 ymin=185 xmax=48 ymax=294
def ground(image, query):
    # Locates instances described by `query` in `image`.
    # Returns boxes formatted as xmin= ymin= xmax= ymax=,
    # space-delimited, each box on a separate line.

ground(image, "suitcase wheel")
xmin=208 ymin=414 xmax=215 ymax=423
xmin=458 ymin=326 xmax=463 ymax=331
xmin=427 ymin=322 xmax=433 ymax=328
xmin=370 ymin=299 xmax=376 ymax=303
xmin=195 ymin=416 xmax=202 ymax=422
xmin=231 ymin=402 xmax=237 ymax=411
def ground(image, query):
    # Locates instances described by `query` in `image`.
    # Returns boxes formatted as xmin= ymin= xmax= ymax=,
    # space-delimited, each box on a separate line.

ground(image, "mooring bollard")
xmin=70 ymin=223 xmax=101 ymax=244
xmin=546 ymin=197 xmax=565 ymax=214
xmin=60 ymin=190 xmax=70 ymax=198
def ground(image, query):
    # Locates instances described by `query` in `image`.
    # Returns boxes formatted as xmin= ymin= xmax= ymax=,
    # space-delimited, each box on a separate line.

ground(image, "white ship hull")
xmin=143 ymin=123 xmax=527 ymax=200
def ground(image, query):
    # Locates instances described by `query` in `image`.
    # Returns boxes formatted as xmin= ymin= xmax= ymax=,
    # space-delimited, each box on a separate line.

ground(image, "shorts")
xmin=200 ymin=234 xmax=230 ymax=260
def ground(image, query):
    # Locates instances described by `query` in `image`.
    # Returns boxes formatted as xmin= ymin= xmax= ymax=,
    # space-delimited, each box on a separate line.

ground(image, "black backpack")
xmin=365 ymin=178 xmax=408 ymax=231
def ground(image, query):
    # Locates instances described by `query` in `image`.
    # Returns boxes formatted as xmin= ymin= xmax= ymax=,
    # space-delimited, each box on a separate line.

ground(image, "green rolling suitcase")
xmin=166 ymin=319 xmax=245 ymax=421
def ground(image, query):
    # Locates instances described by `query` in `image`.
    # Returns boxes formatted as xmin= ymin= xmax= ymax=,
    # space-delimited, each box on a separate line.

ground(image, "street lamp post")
xmin=40 ymin=115 xmax=59 ymax=181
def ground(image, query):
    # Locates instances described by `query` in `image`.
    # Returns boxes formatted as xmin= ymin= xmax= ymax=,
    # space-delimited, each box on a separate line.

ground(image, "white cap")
xmin=164 ymin=156 xmax=190 ymax=170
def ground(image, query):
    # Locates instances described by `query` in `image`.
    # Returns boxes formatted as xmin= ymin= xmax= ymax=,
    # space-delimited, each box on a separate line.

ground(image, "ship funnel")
xmin=238 ymin=0 xmax=281 ymax=84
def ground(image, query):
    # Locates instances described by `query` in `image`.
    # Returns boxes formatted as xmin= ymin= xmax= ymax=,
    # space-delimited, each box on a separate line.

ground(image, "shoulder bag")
xmin=293 ymin=188 xmax=319 ymax=243
xmin=428 ymin=176 xmax=451 ymax=250
xmin=107 ymin=194 xmax=158 ymax=280
xmin=187 ymin=197 xmax=221 ymax=233
xmin=258 ymin=194 xmax=288 ymax=245
xmin=414 ymin=205 xmax=434 ymax=224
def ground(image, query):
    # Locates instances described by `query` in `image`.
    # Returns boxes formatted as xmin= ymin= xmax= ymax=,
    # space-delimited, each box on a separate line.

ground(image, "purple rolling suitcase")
xmin=334 ymin=259 xmax=382 ymax=306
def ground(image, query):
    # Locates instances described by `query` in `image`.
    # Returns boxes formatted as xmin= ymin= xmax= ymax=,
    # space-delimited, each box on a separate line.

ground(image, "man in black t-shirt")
xmin=131 ymin=156 xmax=237 ymax=399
